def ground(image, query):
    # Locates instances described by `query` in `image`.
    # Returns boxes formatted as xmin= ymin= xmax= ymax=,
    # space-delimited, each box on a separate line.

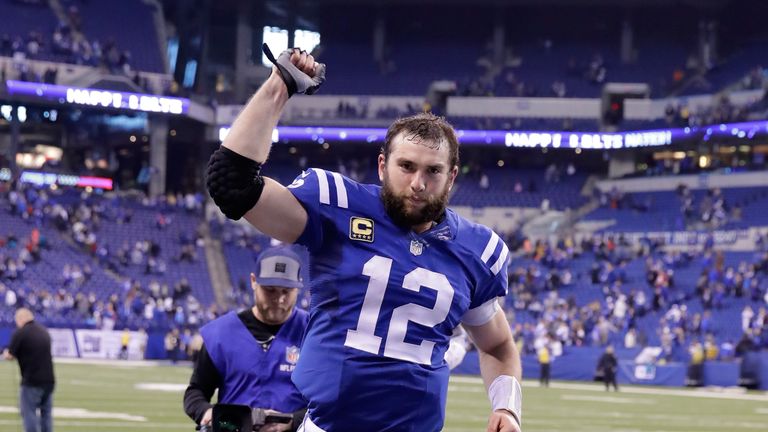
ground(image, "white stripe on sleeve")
xmin=329 ymin=171 xmax=348 ymax=208
xmin=481 ymin=232 xmax=500 ymax=264
xmin=490 ymin=242 xmax=509 ymax=276
xmin=312 ymin=168 xmax=330 ymax=205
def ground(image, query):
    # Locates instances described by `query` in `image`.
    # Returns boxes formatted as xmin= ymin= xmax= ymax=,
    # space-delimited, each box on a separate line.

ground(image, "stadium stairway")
xmin=47 ymin=0 xmax=85 ymax=45
xmin=199 ymin=221 xmax=232 ymax=309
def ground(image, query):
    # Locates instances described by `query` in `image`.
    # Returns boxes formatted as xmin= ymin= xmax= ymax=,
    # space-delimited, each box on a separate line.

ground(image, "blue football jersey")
xmin=286 ymin=168 xmax=509 ymax=432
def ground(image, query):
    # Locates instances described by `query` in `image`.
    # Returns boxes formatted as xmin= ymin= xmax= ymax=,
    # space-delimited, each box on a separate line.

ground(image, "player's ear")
xmin=250 ymin=273 xmax=257 ymax=289
xmin=448 ymin=165 xmax=459 ymax=191
xmin=377 ymin=154 xmax=386 ymax=182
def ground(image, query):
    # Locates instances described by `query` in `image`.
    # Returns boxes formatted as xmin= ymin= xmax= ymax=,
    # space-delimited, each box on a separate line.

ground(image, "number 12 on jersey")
xmin=344 ymin=255 xmax=455 ymax=365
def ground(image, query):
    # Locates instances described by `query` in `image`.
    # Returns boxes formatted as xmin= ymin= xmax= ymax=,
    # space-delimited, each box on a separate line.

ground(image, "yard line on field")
xmin=0 ymin=406 xmax=146 ymax=421
xmin=448 ymin=385 xmax=483 ymax=393
xmin=535 ymin=410 xmax=768 ymax=430
xmin=449 ymin=376 xmax=768 ymax=402
xmin=561 ymin=394 xmax=656 ymax=404
xmin=0 ymin=419 xmax=190 ymax=428
xmin=69 ymin=379 xmax=111 ymax=387
xmin=55 ymin=358 xmax=192 ymax=368
xmin=134 ymin=383 xmax=188 ymax=392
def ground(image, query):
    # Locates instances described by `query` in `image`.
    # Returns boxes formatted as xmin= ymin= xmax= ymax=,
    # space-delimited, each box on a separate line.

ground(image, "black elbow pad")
xmin=205 ymin=146 xmax=265 ymax=220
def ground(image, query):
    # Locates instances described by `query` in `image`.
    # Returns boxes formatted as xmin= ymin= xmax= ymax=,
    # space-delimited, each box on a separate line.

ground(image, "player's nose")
xmin=410 ymin=172 xmax=426 ymax=192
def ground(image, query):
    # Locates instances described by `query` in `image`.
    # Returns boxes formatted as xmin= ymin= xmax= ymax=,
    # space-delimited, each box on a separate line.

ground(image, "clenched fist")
xmin=262 ymin=44 xmax=326 ymax=97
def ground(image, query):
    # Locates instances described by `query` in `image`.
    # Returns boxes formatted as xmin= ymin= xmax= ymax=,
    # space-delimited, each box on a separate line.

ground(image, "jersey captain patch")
xmin=349 ymin=216 xmax=374 ymax=242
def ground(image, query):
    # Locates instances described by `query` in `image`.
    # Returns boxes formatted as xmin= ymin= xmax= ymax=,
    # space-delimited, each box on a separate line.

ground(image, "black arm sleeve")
xmin=183 ymin=344 xmax=221 ymax=424
xmin=205 ymin=146 xmax=265 ymax=220
xmin=7 ymin=328 xmax=22 ymax=357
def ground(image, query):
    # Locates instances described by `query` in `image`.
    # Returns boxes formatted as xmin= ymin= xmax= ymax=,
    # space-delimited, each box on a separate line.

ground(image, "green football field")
xmin=0 ymin=359 xmax=766 ymax=432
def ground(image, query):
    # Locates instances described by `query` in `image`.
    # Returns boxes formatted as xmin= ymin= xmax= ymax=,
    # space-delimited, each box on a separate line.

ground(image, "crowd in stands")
xmin=595 ymin=184 xmax=746 ymax=230
xmin=663 ymin=95 xmax=750 ymax=128
xmin=0 ymin=0 xmax=156 ymax=91
xmin=506 ymin=232 xmax=768 ymax=367
xmin=458 ymin=44 xmax=609 ymax=99
xmin=331 ymin=101 xmax=424 ymax=121
xmin=1 ymin=167 xmax=767 ymax=366
xmin=1 ymin=27 xmax=134 ymax=77
xmin=214 ymin=210 xmax=768 ymax=367
xmin=0 ymin=181 xmax=213 ymax=336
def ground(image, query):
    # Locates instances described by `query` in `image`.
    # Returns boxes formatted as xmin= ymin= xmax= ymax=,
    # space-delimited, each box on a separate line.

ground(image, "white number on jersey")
xmin=344 ymin=255 xmax=455 ymax=365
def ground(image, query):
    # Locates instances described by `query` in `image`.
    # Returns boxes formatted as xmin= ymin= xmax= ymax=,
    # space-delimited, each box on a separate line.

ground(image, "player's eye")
xmin=400 ymin=162 xmax=414 ymax=171
xmin=428 ymin=167 xmax=441 ymax=175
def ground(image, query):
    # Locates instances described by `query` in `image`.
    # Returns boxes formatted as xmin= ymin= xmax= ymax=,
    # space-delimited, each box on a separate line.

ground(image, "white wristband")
xmin=488 ymin=375 xmax=522 ymax=426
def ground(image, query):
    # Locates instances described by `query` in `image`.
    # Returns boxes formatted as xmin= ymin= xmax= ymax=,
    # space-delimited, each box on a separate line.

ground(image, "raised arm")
xmin=206 ymin=47 xmax=325 ymax=242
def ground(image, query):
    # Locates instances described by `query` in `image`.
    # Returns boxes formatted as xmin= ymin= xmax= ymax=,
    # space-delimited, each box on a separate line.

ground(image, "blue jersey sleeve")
xmin=286 ymin=168 xmax=349 ymax=252
xmin=463 ymin=231 xmax=510 ymax=326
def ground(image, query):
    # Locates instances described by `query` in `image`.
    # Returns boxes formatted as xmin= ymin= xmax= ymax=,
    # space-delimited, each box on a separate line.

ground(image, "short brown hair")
xmin=381 ymin=112 xmax=460 ymax=168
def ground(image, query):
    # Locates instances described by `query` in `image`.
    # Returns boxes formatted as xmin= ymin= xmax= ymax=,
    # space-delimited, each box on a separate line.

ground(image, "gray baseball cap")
xmin=254 ymin=246 xmax=303 ymax=289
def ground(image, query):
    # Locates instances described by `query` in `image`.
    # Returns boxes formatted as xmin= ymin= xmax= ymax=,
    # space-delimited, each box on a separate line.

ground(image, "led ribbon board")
xmin=5 ymin=80 xmax=190 ymax=115
xmin=0 ymin=169 xmax=113 ymax=190
xmin=219 ymin=121 xmax=768 ymax=149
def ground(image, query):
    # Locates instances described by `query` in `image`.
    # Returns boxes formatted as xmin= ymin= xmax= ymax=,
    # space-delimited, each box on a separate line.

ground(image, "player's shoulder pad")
xmin=455 ymin=218 xmax=510 ymax=277
xmin=286 ymin=168 xmax=366 ymax=209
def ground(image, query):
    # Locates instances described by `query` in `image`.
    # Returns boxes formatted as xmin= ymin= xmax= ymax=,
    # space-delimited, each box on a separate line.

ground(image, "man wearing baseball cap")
xmin=184 ymin=246 xmax=309 ymax=432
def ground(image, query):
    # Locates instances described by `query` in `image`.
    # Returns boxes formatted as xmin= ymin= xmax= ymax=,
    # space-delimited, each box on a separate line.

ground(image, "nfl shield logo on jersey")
xmin=409 ymin=240 xmax=423 ymax=256
xmin=285 ymin=345 xmax=300 ymax=364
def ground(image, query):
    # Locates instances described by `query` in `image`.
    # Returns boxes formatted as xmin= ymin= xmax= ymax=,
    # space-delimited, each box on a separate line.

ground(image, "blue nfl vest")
xmin=201 ymin=309 xmax=308 ymax=412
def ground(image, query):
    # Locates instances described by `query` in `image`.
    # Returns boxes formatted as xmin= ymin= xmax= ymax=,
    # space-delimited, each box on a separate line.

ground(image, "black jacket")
xmin=8 ymin=320 xmax=55 ymax=390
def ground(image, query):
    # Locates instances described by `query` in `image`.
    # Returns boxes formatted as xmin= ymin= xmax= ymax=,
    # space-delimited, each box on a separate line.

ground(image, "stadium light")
xmin=262 ymin=26 xmax=289 ymax=66
xmin=294 ymin=29 xmax=321 ymax=53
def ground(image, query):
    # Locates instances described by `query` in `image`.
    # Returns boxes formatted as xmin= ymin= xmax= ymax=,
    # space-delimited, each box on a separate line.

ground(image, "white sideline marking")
xmin=449 ymin=376 xmax=768 ymax=402
xmin=0 ymin=406 xmax=146 ymax=421
xmin=561 ymin=395 xmax=655 ymax=404
xmin=135 ymin=382 xmax=187 ymax=392
xmin=0 ymin=419 xmax=188 ymax=428
xmin=55 ymin=358 xmax=188 ymax=368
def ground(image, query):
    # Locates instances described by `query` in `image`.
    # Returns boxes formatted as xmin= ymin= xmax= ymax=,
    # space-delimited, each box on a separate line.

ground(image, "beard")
xmin=254 ymin=301 xmax=294 ymax=324
xmin=381 ymin=176 xmax=450 ymax=229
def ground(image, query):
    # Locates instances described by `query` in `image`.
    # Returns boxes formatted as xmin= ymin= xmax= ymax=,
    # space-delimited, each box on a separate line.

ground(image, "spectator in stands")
xmin=742 ymin=305 xmax=754 ymax=332
xmin=479 ymin=173 xmax=490 ymax=190
xmin=551 ymin=81 xmax=566 ymax=98
xmin=1 ymin=283 xmax=15 ymax=307
xmin=720 ymin=339 xmax=735 ymax=361
xmin=624 ymin=328 xmax=637 ymax=349
xmin=735 ymin=330 xmax=756 ymax=357
xmin=544 ymin=164 xmax=560 ymax=184
xmin=704 ymin=334 xmax=719 ymax=361
xmin=183 ymin=246 xmax=308 ymax=431
xmin=3 ymin=308 xmax=55 ymax=432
